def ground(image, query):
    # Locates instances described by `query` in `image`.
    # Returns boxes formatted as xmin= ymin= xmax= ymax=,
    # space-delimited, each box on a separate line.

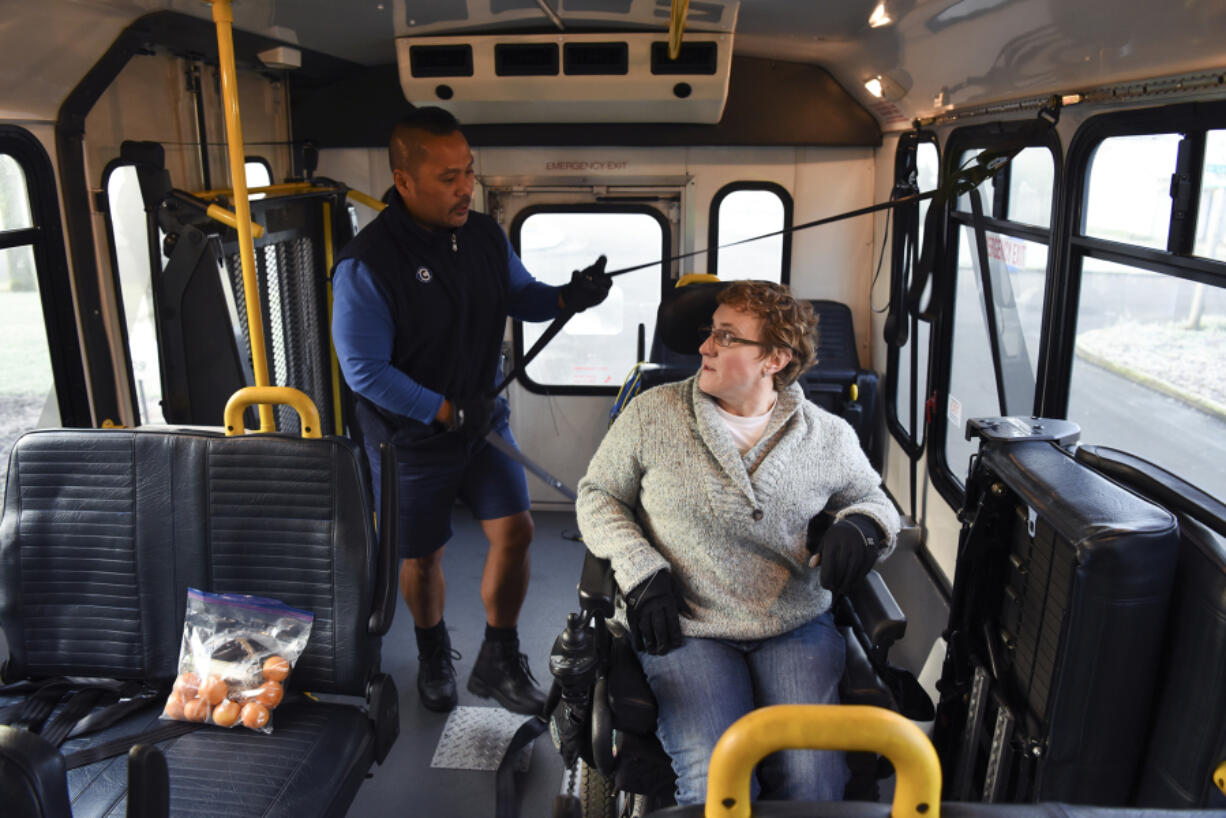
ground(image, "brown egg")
xmin=262 ymin=655 xmax=290 ymax=682
xmin=173 ymin=671 xmax=200 ymax=699
xmin=241 ymin=702 xmax=270 ymax=730
xmin=252 ymin=680 xmax=284 ymax=708
xmin=162 ymin=692 xmax=185 ymax=720
xmin=183 ymin=696 xmax=210 ymax=723
xmin=199 ymin=674 xmax=228 ymax=706
xmin=211 ymin=698 xmax=241 ymax=727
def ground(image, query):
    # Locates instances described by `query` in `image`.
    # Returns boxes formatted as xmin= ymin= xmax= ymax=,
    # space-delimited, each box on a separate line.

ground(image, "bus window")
xmin=1197 ymin=130 xmax=1226 ymax=261
xmin=104 ymin=162 xmax=163 ymax=424
xmin=0 ymin=148 xmax=58 ymax=497
xmin=708 ymin=182 xmax=792 ymax=283
xmin=1085 ymin=134 xmax=1180 ymax=250
xmin=1066 ymin=115 xmax=1226 ymax=502
xmin=245 ymin=156 xmax=272 ymax=199
xmin=939 ymin=133 xmax=1057 ymax=496
xmin=512 ymin=207 xmax=666 ymax=393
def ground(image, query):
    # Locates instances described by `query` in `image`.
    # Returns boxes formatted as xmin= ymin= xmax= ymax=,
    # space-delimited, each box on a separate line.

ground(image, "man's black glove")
xmin=450 ymin=395 xmax=495 ymax=439
xmin=811 ymin=514 xmax=885 ymax=598
xmin=625 ymin=570 xmax=691 ymax=656
xmin=560 ymin=255 xmax=612 ymax=312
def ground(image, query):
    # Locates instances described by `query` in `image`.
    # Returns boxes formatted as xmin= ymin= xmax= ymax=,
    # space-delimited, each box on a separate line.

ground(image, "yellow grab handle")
xmin=224 ymin=387 xmax=322 ymax=438
xmin=205 ymin=203 xmax=266 ymax=238
xmin=704 ymin=705 xmax=941 ymax=818
xmin=849 ymin=382 xmax=859 ymax=402
xmin=1215 ymin=760 xmax=1226 ymax=797
xmin=347 ymin=189 xmax=387 ymax=212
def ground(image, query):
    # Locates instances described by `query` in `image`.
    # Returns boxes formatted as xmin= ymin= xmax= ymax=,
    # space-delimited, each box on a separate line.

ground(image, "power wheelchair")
xmin=545 ymin=279 xmax=929 ymax=816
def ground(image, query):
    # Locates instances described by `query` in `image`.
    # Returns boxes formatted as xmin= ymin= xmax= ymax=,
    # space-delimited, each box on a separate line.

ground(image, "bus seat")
xmin=1074 ymin=445 xmax=1226 ymax=809
xmin=933 ymin=423 xmax=1181 ymax=805
xmin=614 ymin=284 xmax=882 ymax=466
xmin=0 ymin=427 xmax=399 ymax=818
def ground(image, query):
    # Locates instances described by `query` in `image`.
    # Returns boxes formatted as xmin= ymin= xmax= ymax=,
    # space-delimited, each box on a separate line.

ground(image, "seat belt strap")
xmin=495 ymin=681 xmax=562 ymax=818
xmin=64 ymin=720 xmax=204 ymax=770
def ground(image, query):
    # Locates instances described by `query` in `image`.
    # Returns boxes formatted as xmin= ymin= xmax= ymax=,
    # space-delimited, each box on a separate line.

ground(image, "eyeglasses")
xmin=698 ymin=325 xmax=769 ymax=349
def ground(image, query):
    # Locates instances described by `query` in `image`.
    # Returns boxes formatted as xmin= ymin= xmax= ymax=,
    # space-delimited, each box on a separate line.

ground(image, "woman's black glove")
xmin=450 ymin=395 xmax=495 ymax=439
xmin=810 ymin=514 xmax=885 ymax=598
xmin=560 ymin=255 xmax=612 ymax=312
xmin=625 ymin=570 xmax=691 ymax=656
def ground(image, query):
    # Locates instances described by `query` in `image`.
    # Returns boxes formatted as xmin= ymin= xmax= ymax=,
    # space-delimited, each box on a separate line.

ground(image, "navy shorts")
xmin=359 ymin=399 xmax=531 ymax=558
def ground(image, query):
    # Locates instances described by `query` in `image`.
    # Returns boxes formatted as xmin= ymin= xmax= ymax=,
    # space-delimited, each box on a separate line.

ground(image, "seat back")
xmin=1075 ymin=445 xmax=1226 ymax=808
xmin=0 ymin=428 xmax=383 ymax=697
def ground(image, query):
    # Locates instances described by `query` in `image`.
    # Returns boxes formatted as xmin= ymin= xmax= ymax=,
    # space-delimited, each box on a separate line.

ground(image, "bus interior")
xmin=1 ymin=1 xmax=1225 ymax=816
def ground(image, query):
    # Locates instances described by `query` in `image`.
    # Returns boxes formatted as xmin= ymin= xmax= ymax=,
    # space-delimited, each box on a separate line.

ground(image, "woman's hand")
xmin=626 ymin=570 xmax=691 ymax=655
xmin=809 ymin=514 xmax=884 ymax=597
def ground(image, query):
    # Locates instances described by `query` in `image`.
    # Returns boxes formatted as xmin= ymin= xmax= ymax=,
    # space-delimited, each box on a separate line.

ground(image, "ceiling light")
xmin=865 ymin=76 xmax=885 ymax=98
xmin=868 ymin=3 xmax=893 ymax=28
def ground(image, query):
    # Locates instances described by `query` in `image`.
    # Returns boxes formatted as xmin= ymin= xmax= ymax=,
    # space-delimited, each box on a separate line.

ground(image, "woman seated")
xmin=576 ymin=280 xmax=900 ymax=806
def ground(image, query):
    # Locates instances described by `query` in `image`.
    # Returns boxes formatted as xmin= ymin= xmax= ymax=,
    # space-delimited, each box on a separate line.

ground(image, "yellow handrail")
xmin=347 ymin=188 xmax=387 ymax=212
xmin=194 ymin=181 xmax=329 ymax=199
xmin=704 ymin=705 xmax=941 ymax=818
xmin=203 ymin=202 xmax=265 ymax=238
xmin=669 ymin=0 xmax=690 ymax=60
xmin=224 ymin=387 xmax=321 ymax=438
xmin=209 ymin=0 xmax=274 ymax=432
xmin=1215 ymin=759 xmax=1226 ymax=797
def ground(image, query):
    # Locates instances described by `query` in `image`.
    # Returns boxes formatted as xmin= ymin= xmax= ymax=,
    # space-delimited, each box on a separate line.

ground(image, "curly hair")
xmin=717 ymin=280 xmax=817 ymax=391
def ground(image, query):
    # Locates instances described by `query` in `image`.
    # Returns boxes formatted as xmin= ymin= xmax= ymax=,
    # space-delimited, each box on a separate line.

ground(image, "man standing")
xmin=331 ymin=107 xmax=611 ymax=715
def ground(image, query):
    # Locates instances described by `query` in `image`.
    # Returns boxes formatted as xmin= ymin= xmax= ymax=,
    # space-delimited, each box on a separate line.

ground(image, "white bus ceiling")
xmin=3 ymin=0 xmax=1226 ymax=125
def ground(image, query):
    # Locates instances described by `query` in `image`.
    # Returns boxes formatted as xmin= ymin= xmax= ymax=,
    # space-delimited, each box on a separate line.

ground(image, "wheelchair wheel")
xmin=580 ymin=761 xmax=617 ymax=818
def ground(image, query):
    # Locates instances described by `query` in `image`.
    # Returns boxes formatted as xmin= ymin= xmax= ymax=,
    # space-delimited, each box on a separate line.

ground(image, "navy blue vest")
xmin=337 ymin=196 xmax=510 ymax=427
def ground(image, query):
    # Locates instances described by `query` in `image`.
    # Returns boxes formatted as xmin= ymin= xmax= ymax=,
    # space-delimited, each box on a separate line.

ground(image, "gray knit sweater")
xmin=576 ymin=375 xmax=900 ymax=641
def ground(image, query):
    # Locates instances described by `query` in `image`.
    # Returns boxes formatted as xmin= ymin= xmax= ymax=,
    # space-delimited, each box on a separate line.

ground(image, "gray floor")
xmin=346 ymin=509 xmax=588 ymax=818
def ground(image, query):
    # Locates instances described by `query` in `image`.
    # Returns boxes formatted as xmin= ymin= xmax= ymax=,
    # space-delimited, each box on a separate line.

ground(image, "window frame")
xmin=706 ymin=181 xmax=793 ymax=283
xmin=885 ymin=130 xmax=939 ymax=457
xmin=0 ymin=125 xmax=90 ymax=426
xmin=929 ymin=120 xmax=1063 ymax=508
xmin=509 ymin=202 xmax=670 ymax=396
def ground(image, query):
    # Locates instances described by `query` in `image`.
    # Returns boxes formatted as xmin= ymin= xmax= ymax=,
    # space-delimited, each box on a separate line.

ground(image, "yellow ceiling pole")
xmin=668 ymin=0 xmax=690 ymax=59
xmin=207 ymin=0 xmax=275 ymax=432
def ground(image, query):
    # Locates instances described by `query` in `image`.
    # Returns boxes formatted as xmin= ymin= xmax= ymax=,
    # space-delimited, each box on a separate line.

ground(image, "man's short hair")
xmin=389 ymin=106 xmax=462 ymax=176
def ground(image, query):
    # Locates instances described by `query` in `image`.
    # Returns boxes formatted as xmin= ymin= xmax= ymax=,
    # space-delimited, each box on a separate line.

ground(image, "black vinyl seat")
xmin=0 ymin=428 xmax=399 ymax=818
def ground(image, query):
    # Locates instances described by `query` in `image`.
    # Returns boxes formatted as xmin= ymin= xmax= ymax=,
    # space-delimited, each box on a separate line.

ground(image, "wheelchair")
xmin=546 ymin=549 xmax=929 ymax=816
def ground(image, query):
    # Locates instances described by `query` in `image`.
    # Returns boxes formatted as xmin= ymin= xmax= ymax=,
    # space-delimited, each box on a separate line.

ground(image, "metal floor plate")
xmin=430 ymin=706 xmax=534 ymax=773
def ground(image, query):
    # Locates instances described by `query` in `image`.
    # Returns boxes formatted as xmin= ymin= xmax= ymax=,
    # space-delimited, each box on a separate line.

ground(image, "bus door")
xmin=485 ymin=180 xmax=682 ymax=508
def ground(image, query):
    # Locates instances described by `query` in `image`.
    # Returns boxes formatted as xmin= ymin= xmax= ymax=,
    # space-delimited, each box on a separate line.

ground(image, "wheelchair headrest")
xmin=655 ymin=280 xmax=728 ymax=356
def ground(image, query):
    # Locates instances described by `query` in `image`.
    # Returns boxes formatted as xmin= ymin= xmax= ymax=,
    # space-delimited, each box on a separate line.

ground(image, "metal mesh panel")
xmin=222 ymin=201 xmax=336 ymax=437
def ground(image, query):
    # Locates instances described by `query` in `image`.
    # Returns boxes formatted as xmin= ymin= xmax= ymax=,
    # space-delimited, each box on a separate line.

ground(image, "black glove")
xmin=625 ymin=570 xmax=691 ymax=656
xmin=560 ymin=255 xmax=612 ymax=312
xmin=449 ymin=395 xmax=495 ymax=439
xmin=813 ymin=514 xmax=884 ymax=598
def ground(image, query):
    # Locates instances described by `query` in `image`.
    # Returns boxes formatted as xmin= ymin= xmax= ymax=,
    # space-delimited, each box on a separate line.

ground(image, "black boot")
xmin=467 ymin=637 xmax=547 ymax=716
xmin=417 ymin=633 xmax=459 ymax=712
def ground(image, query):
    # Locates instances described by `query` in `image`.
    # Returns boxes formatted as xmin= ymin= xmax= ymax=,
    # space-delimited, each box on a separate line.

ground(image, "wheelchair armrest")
xmin=848 ymin=570 xmax=906 ymax=652
xmin=579 ymin=551 xmax=617 ymax=619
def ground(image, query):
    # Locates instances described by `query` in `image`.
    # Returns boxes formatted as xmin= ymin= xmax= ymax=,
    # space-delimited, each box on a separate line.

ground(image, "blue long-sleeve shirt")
xmin=332 ymin=234 xmax=560 ymax=424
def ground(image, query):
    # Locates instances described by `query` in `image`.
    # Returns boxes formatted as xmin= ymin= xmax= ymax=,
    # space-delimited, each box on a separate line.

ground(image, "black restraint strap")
xmin=495 ymin=681 xmax=562 ymax=818
xmin=64 ymin=721 xmax=204 ymax=770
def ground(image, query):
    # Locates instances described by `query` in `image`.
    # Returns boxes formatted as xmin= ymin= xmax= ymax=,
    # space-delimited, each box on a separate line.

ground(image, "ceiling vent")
xmin=395 ymin=32 xmax=733 ymax=124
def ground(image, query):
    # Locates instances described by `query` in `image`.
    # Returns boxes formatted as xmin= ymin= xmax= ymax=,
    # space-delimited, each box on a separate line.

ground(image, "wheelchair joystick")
xmin=548 ymin=612 xmax=599 ymax=770
xmin=549 ymin=613 xmax=598 ymax=702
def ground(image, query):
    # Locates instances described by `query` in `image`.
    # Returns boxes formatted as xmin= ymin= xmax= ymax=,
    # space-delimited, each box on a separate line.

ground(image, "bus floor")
xmin=347 ymin=508 xmax=583 ymax=817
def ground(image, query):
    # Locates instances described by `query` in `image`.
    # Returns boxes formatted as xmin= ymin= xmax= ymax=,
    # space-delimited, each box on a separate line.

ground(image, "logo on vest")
xmin=416 ymin=266 xmax=433 ymax=283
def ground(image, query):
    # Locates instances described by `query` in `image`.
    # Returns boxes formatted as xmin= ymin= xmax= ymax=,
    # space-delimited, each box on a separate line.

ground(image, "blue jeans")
xmin=637 ymin=612 xmax=848 ymax=806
